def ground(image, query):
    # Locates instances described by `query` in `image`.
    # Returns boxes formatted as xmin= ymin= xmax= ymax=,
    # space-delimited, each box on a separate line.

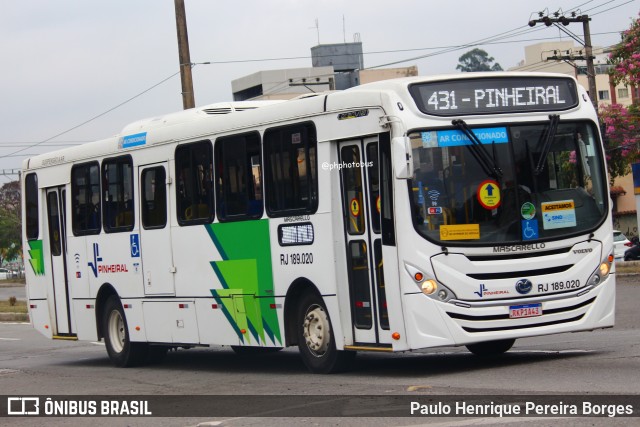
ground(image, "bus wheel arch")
xmin=101 ymin=294 xmax=148 ymax=367
xmin=284 ymin=278 xmax=355 ymax=373
xmin=95 ymin=283 xmax=118 ymax=341
xmin=95 ymin=285 xmax=148 ymax=367
xmin=283 ymin=278 xmax=320 ymax=347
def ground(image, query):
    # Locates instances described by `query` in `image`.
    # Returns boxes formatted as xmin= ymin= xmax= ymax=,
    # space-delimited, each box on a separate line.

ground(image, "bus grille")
xmin=445 ymin=297 xmax=595 ymax=333
xmin=466 ymin=265 xmax=572 ymax=280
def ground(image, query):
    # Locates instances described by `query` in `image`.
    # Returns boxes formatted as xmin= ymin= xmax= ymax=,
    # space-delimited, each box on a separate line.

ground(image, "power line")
xmin=2 ymin=0 xmax=635 ymax=159
xmin=591 ymin=0 xmax=638 ymax=16
xmin=0 ymin=70 xmax=181 ymax=161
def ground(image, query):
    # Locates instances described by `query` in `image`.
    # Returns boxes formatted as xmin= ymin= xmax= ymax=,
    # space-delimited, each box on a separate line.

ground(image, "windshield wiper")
xmin=525 ymin=141 xmax=539 ymax=193
xmin=534 ymin=114 xmax=560 ymax=175
xmin=452 ymin=119 xmax=503 ymax=178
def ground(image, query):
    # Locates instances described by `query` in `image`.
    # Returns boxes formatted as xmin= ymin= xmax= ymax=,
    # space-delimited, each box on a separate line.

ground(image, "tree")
xmin=603 ymin=13 xmax=640 ymax=183
xmin=456 ymin=48 xmax=503 ymax=72
xmin=608 ymin=12 xmax=640 ymax=87
xmin=600 ymin=103 xmax=640 ymax=183
xmin=0 ymin=181 xmax=21 ymax=266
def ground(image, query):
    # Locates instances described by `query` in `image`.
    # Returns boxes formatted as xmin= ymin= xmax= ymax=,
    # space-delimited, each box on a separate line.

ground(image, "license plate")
xmin=509 ymin=303 xmax=542 ymax=319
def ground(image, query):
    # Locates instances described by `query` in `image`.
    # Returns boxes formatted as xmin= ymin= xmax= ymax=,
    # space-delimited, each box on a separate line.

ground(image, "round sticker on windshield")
xmin=476 ymin=180 xmax=501 ymax=210
xmin=521 ymin=202 xmax=536 ymax=220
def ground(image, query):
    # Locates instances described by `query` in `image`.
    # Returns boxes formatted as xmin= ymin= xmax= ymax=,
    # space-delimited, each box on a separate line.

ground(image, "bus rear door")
xmin=44 ymin=186 xmax=74 ymax=335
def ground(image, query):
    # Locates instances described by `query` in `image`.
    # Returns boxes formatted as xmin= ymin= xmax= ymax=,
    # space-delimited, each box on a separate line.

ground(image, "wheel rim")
xmin=303 ymin=304 xmax=330 ymax=357
xmin=107 ymin=309 xmax=126 ymax=354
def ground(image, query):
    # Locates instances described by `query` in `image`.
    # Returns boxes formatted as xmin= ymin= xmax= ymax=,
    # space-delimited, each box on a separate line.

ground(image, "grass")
xmin=616 ymin=263 xmax=640 ymax=275
xmin=0 ymin=298 xmax=27 ymax=314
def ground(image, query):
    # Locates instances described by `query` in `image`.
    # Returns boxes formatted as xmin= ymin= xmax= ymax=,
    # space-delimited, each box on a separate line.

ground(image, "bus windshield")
xmin=408 ymin=120 xmax=607 ymax=245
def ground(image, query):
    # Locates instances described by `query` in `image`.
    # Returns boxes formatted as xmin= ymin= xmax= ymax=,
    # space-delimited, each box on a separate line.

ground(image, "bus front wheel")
xmin=466 ymin=339 xmax=515 ymax=357
xmin=296 ymin=293 xmax=355 ymax=374
xmin=102 ymin=295 xmax=148 ymax=367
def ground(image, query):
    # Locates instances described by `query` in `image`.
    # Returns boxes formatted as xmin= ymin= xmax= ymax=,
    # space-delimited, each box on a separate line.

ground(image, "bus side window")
xmin=25 ymin=173 xmax=39 ymax=240
xmin=264 ymin=122 xmax=318 ymax=217
xmin=71 ymin=162 xmax=101 ymax=236
xmin=102 ymin=155 xmax=134 ymax=233
xmin=175 ymin=140 xmax=214 ymax=225
xmin=142 ymin=167 xmax=167 ymax=229
xmin=215 ymin=132 xmax=263 ymax=221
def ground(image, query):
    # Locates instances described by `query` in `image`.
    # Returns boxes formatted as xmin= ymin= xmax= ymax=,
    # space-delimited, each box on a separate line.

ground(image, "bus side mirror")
xmin=392 ymin=136 xmax=413 ymax=179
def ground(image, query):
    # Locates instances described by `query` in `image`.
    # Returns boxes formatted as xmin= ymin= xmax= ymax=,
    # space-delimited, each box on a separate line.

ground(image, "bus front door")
xmin=339 ymin=138 xmax=390 ymax=345
xmin=138 ymin=163 xmax=175 ymax=295
xmin=45 ymin=186 xmax=74 ymax=335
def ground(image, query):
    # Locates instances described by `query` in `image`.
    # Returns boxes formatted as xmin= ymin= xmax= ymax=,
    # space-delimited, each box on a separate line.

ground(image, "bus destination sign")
xmin=409 ymin=77 xmax=579 ymax=117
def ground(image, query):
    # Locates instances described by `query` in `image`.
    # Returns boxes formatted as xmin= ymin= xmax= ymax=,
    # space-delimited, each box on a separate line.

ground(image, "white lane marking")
xmin=0 ymin=337 xmax=20 ymax=341
xmin=510 ymin=349 xmax=594 ymax=354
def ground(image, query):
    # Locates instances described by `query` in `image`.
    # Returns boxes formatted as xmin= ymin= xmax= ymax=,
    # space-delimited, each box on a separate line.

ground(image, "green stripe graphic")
xmin=206 ymin=220 xmax=281 ymax=346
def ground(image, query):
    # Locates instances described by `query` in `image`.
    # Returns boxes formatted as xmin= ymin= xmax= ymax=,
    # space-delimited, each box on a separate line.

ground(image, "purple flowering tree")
xmin=603 ymin=13 xmax=640 ymax=182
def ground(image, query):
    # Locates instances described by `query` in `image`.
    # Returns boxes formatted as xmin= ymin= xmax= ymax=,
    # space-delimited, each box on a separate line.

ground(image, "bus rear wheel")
xmin=296 ymin=293 xmax=355 ymax=374
xmin=466 ymin=339 xmax=515 ymax=357
xmin=103 ymin=295 xmax=148 ymax=367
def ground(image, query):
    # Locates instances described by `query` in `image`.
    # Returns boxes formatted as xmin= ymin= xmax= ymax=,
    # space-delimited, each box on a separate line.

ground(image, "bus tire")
xmin=466 ymin=339 xmax=515 ymax=357
xmin=296 ymin=292 xmax=355 ymax=374
xmin=103 ymin=295 xmax=148 ymax=367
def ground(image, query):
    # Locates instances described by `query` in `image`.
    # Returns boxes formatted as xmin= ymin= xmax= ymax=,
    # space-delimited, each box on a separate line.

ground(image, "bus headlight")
xmin=420 ymin=279 xmax=456 ymax=302
xmin=406 ymin=263 xmax=457 ymax=302
xmin=421 ymin=279 xmax=438 ymax=295
xmin=587 ymin=253 xmax=613 ymax=288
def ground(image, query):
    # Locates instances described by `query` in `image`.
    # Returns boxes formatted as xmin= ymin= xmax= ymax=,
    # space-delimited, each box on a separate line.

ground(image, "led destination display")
xmin=409 ymin=76 xmax=579 ymax=116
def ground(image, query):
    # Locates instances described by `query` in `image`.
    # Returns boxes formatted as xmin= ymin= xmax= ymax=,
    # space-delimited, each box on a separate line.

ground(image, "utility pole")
xmin=528 ymin=11 xmax=598 ymax=112
xmin=581 ymin=16 xmax=598 ymax=112
xmin=174 ymin=0 xmax=195 ymax=109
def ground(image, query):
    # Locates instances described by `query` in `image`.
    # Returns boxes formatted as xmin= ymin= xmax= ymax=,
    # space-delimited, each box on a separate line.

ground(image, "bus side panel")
xmin=122 ymin=299 xmax=147 ymax=342
xmin=24 ymin=241 xmax=47 ymax=300
xmin=205 ymin=220 xmax=283 ymax=348
xmin=380 ymin=246 xmax=410 ymax=351
xmin=172 ymin=226 xmax=219 ymax=298
xmin=85 ymin=233 xmax=144 ymax=299
xmin=23 ymin=174 xmax=59 ymax=337
xmin=28 ymin=301 xmax=53 ymax=339
xmin=142 ymin=300 xmax=199 ymax=344
xmin=195 ymin=299 xmax=240 ymax=346
xmin=72 ymin=300 xmax=98 ymax=341
xmin=24 ymin=237 xmax=52 ymax=338
xmin=269 ymin=213 xmax=345 ymax=349
xmin=403 ymin=294 xmax=458 ymax=348
xmin=67 ymin=236 xmax=91 ymax=300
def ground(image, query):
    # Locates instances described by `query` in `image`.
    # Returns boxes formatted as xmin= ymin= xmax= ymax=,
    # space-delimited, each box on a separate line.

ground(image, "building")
xmin=231 ymin=67 xmax=335 ymax=101
xmin=231 ymin=41 xmax=418 ymax=101
xmin=512 ymin=42 xmax=639 ymax=237
xmin=511 ymin=42 xmax=637 ymax=105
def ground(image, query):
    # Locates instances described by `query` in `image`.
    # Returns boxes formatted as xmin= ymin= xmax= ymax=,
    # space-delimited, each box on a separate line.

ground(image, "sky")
xmin=1 ymin=0 xmax=638 ymax=177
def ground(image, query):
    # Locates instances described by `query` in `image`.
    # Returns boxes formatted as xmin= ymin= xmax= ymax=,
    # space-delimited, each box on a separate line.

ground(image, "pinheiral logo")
xmin=515 ymin=279 xmax=533 ymax=295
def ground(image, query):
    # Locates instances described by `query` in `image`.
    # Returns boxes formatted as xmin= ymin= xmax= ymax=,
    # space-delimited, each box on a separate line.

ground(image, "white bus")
xmin=22 ymin=72 xmax=615 ymax=373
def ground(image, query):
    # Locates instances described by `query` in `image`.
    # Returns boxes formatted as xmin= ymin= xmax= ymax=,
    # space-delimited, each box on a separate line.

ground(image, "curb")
xmin=0 ymin=312 xmax=29 ymax=322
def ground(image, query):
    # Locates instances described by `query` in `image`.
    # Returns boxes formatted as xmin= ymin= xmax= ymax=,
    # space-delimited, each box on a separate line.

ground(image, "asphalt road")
xmin=0 ymin=282 xmax=26 ymax=302
xmin=0 ymin=276 xmax=639 ymax=426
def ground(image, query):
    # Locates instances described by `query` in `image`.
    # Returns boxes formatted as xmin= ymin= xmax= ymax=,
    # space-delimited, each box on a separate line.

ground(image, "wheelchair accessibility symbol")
xmin=130 ymin=234 xmax=141 ymax=257
xmin=521 ymin=220 xmax=539 ymax=241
